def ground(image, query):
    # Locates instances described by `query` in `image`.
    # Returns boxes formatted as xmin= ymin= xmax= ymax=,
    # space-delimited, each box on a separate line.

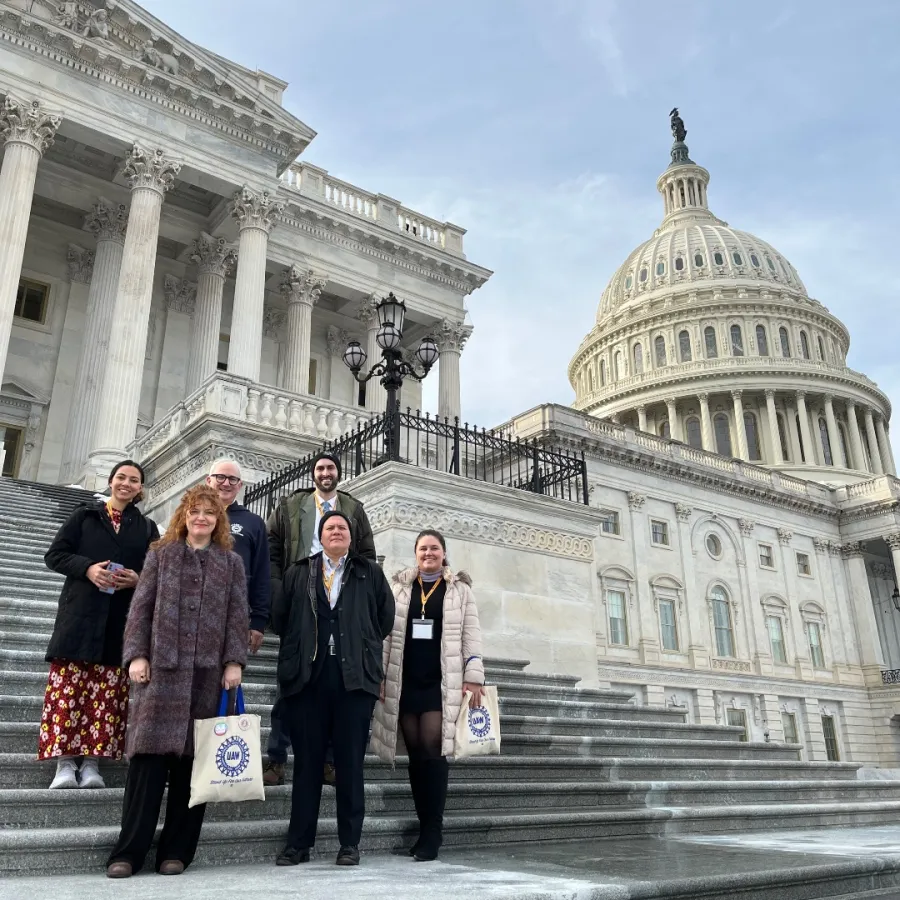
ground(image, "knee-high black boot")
xmin=413 ymin=757 xmax=448 ymax=862
xmin=407 ymin=760 xmax=427 ymax=856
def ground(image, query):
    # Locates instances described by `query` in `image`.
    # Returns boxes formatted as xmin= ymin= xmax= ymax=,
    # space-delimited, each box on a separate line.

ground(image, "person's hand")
xmin=87 ymin=561 xmax=113 ymax=590
xmin=463 ymin=682 xmax=485 ymax=708
xmin=248 ymin=630 xmax=264 ymax=654
xmin=222 ymin=663 xmax=242 ymax=690
xmin=129 ymin=657 xmax=150 ymax=684
xmin=114 ymin=568 xmax=139 ymax=590
xmin=379 ymin=681 xmax=385 ymax=703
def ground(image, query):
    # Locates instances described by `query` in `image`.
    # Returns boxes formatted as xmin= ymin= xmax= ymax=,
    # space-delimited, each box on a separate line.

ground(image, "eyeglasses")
xmin=211 ymin=474 xmax=241 ymax=486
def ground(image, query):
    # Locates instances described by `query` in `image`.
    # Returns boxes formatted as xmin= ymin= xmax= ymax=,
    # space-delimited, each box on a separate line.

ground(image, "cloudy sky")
xmin=147 ymin=0 xmax=900 ymax=430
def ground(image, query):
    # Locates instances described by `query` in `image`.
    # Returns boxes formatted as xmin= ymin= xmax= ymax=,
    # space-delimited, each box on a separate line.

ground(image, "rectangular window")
xmin=599 ymin=510 xmax=620 ymax=536
xmin=781 ymin=711 xmax=799 ymax=745
xmin=767 ymin=615 xmax=787 ymax=664
xmin=726 ymin=707 xmax=748 ymax=741
xmin=758 ymin=543 xmax=774 ymax=569
xmin=216 ymin=361 xmax=228 ymax=372
xmin=607 ymin=590 xmax=629 ymax=646
xmin=357 ymin=380 xmax=367 ymax=408
xmin=712 ymin=598 xmax=735 ymax=658
xmin=1 ymin=426 xmax=23 ymax=478
xmin=821 ymin=715 xmax=840 ymax=761
xmin=796 ymin=552 xmax=812 ymax=576
xmin=14 ymin=278 xmax=49 ymax=324
xmin=806 ymin=621 xmax=825 ymax=669
xmin=659 ymin=599 xmax=678 ymax=651
xmin=650 ymin=519 xmax=669 ymax=546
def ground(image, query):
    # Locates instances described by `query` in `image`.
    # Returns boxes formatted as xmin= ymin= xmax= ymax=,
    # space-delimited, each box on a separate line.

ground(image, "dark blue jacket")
xmin=227 ymin=502 xmax=271 ymax=632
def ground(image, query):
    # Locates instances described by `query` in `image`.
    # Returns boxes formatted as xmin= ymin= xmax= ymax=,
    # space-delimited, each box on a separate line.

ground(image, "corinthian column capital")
xmin=436 ymin=318 xmax=473 ymax=353
xmin=0 ymin=96 xmax=62 ymax=155
xmin=67 ymin=244 xmax=94 ymax=284
xmin=231 ymin=185 xmax=284 ymax=233
xmin=355 ymin=295 xmax=379 ymax=328
xmin=279 ymin=264 xmax=327 ymax=306
xmin=122 ymin=144 xmax=181 ymax=195
xmin=84 ymin=196 xmax=128 ymax=243
xmin=164 ymin=274 xmax=197 ymax=315
xmin=190 ymin=231 xmax=236 ymax=278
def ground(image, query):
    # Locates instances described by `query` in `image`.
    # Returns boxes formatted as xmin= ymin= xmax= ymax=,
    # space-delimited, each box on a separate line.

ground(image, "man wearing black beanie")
xmin=263 ymin=450 xmax=376 ymax=786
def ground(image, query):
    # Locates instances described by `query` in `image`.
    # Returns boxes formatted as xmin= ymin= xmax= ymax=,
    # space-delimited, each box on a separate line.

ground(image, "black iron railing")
xmin=243 ymin=406 xmax=589 ymax=519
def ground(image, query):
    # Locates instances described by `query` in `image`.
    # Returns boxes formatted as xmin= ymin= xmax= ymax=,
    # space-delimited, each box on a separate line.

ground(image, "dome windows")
xmin=713 ymin=251 xmax=725 ymax=266
xmin=656 ymin=261 xmax=666 ymax=276
xmin=633 ymin=343 xmax=644 ymax=374
xmin=730 ymin=325 xmax=744 ymax=356
xmin=714 ymin=413 xmax=732 ymax=457
xmin=600 ymin=359 xmax=607 ymax=386
xmin=685 ymin=416 xmax=702 ymax=449
xmin=679 ymin=330 xmax=693 ymax=362
xmin=744 ymin=412 xmax=762 ymax=461
xmin=756 ymin=325 xmax=769 ymax=356
xmin=694 ymin=252 xmax=705 ymax=267
xmin=817 ymin=336 xmax=825 ymax=361
xmin=639 ymin=267 xmax=648 ymax=283
xmin=750 ymin=253 xmax=761 ymax=268
xmin=655 ymin=335 xmax=667 ymax=367
xmin=704 ymin=326 xmax=719 ymax=358
xmin=766 ymin=255 xmax=776 ymax=272
xmin=800 ymin=330 xmax=811 ymax=360
xmin=625 ymin=274 xmax=633 ymax=290
xmin=732 ymin=251 xmax=743 ymax=266
xmin=779 ymin=327 xmax=791 ymax=358
xmin=674 ymin=256 xmax=685 ymax=272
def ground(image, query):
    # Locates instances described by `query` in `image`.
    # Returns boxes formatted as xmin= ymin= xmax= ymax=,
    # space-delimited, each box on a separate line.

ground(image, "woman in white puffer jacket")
xmin=370 ymin=529 xmax=484 ymax=861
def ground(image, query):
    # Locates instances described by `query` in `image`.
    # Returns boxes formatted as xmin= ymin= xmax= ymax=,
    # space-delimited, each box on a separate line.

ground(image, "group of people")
xmin=37 ymin=450 xmax=485 ymax=876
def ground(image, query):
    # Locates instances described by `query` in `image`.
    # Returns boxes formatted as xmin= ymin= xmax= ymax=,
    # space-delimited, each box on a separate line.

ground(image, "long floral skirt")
xmin=37 ymin=660 xmax=129 ymax=761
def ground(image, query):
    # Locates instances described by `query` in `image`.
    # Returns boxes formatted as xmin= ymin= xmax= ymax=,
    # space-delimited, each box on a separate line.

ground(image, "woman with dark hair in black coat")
xmin=37 ymin=460 xmax=158 ymax=789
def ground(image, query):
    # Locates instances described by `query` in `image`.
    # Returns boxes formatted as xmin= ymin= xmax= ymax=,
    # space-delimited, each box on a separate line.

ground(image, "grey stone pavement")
xmin=6 ymin=827 xmax=900 ymax=900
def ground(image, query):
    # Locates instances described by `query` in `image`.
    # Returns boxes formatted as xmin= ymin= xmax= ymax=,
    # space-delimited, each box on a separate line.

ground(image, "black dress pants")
xmin=284 ymin=655 xmax=376 ymax=849
xmin=107 ymin=754 xmax=206 ymax=873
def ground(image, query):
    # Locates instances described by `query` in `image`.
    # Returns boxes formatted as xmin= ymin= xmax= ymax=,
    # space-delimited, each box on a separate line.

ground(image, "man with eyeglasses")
xmin=206 ymin=459 xmax=270 ymax=654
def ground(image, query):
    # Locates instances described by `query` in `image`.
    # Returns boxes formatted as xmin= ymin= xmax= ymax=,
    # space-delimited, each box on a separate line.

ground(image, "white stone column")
xmin=784 ymin=401 xmax=803 ymax=463
xmin=280 ymin=265 xmax=326 ymax=395
xmin=356 ymin=298 xmax=385 ymax=414
xmin=698 ymin=392 xmax=713 ymax=451
xmin=864 ymin=407 xmax=884 ymax=475
xmin=84 ymin=145 xmax=181 ymax=486
xmin=0 ymin=97 xmax=61 ymax=383
xmin=875 ymin=415 xmax=895 ymax=476
xmin=637 ymin=405 xmax=648 ymax=434
xmin=228 ymin=187 xmax=283 ymax=381
xmin=824 ymin=395 xmax=841 ymax=467
xmin=842 ymin=542 xmax=886 ymax=685
xmin=845 ymin=399 xmax=867 ymax=473
xmin=664 ymin=398 xmax=678 ymax=440
xmin=186 ymin=232 xmax=236 ymax=394
xmin=731 ymin=390 xmax=749 ymax=460
xmin=437 ymin=318 xmax=473 ymax=423
xmin=60 ymin=198 xmax=128 ymax=483
xmin=796 ymin=391 xmax=815 ymax=466
xmin=764 ymin=389 xmax=783 ymax=465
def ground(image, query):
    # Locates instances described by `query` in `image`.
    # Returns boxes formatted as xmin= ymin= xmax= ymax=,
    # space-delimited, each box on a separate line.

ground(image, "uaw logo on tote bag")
xmin=468 ymin=705 xmax=492 ymax=739
xmin=190 ymin=687 xmax=265 ymax=807
xmin=454 ymin=686 xmax=502 ymax=758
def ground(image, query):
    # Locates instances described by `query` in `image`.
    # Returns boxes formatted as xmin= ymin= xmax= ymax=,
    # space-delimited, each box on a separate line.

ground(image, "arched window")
xmin=713 ymin=251 xmax=724 ymax=266
xmin=704 ymin=326 xmax=718 ymax=358
xmin=674 ymin=256 xmax=684 ymax=271
xmin=838 ymin=423 xmax=850 ymax=468
xmin=679 ymin=330 xmax=693 ymax=362
xmin=779 ymin=327 xmax=791 ymax=357
xmin=732 ymin=251 xmax=743 ymax=266
xmin=614 ymin=351 xmax=622 ymax=381
xmin=625 ymin=274 xmax=633 ymax=290
xmin=659 ymin=420 xmax=671 ymax=439
xmin=633 ymin=343 xmax=643 ymax=374
xmin=588 ymin=368 xmax=595 ymax=392
xmin=639 ymin=267 xmax=648 ymax=283
xmin=817 ymin=336 xmax=825 ymax=361
xmin=710 ymin=586 xmax=735 ymax=657
xmin=818 ymin=417 xmax=833 ymax=465
xmin=694 ymin=252 xmax=705 ymax=267
xmin=656 ymin=261 xmax=666 ymax=276
xmin=730 ymin=324 xmax=744 ymax=356
xmin=777 ymin=413 xmax=790 ymax=461
xmin=685 ymin=416 xmax=703 ymax=449
xmin=756 ymin=325 xmax=769 ymax=356
xmin=714 ymin=413 xmax=732 ymax=457
xmin=800 ymin=331 xmax=811 ymax=360
xmin=654 ymin=335 xmax=667 ymax=367
xmin=600 ymin=359 xmax=607 ymax=386
xmin=744 ymin=411 xmax=761 ymax=460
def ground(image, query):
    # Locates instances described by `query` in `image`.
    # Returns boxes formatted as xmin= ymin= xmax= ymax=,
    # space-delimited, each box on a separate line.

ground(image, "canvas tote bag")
xmin=189 ymin=686 xmax=265 ymax=807
xmin=453 ymin=686 xmax=501 ymax=758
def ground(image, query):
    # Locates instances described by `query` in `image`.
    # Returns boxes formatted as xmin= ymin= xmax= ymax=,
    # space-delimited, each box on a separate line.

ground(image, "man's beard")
xmin=314 ymin=476 xmax=337 ymax=493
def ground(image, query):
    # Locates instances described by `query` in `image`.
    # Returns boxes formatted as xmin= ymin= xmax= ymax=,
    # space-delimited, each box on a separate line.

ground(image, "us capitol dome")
xmin=568 ymin=109 xmax=895 ymax=486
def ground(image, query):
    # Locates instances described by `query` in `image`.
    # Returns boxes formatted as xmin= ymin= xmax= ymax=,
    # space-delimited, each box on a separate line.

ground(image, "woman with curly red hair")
xmin=106 ymin=484 xmax=249 ymax=879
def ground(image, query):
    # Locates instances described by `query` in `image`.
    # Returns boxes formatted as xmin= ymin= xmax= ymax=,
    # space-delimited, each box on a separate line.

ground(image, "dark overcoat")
xmin=122 ymin=541 xmax=249 ymax=758
xmin=44 ymin=501 xmax=158 ymax=666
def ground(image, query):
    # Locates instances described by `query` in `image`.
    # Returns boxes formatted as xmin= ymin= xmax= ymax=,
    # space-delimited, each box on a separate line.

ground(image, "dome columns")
xmin=731 ymin=391 xmax=749 ymax=460
xmin=764 ymin=390 xmax=783 ymax=465
xmin=864 ymin=408 xmax=884 ymax=475
xmin=698 ymin=393 xmax=713 ymax=451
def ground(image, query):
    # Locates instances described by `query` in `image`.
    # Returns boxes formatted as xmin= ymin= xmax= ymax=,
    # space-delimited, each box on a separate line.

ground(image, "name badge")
xmin=412 ymin=619 xmax=434 ymax=640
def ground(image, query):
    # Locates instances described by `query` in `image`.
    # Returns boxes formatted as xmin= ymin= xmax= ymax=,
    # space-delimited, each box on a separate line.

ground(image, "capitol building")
xmin=1 ymin=0 xmax=900 ymax=769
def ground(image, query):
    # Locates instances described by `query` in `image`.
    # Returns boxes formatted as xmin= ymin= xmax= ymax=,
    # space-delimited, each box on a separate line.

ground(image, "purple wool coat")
xmin=122 ymin=541 xmax=248 ymax=758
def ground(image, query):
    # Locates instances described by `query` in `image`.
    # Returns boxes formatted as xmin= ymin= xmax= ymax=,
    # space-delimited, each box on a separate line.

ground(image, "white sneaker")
xmin=79 ymin=758 xmax=105 ymax=789
xmin=48 ymin=757 xmax=79 ymax=789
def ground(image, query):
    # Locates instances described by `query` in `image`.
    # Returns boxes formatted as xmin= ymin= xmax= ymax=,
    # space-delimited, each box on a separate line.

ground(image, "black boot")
xmin=413 ymin=757 xmax=448 ymax=862
xmin=407 ymin=759 xmax=426 ymax=856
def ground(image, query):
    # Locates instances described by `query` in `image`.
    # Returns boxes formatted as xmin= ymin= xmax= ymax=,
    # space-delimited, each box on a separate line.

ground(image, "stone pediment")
xmin=2 ymin=0 xmax=315 ymax=169
xmin=0 ymin=375 xmax=50 ymax=406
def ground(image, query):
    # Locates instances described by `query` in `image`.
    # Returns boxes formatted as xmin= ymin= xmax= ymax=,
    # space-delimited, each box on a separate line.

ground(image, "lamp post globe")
xmin=342 ymin=340 xmax=367 ymax=373
xmin=376 ymin=292 xmax=407 ymax=334
xmin=415 ymin=335 xmax=439 ymax=371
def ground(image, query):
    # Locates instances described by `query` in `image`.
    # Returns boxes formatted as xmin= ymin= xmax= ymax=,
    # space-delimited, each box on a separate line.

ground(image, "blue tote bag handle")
xmin=217 ymin=685 xmax=246 ymax=717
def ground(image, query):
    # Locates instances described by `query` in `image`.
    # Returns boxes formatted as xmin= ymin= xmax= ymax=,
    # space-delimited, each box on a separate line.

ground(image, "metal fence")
xmin=243 ymin=406 xmax=589 ymax=519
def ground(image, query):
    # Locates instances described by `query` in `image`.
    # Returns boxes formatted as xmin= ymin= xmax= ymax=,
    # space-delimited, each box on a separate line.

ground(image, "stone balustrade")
xmin=133 ymin=372 xmax=370 ymax=461
xmin=279 ymin=161 xmax=465 ymax=257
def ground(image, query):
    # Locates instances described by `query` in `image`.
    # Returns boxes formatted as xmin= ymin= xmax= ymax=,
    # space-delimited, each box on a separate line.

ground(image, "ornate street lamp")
xmin=892 ymin=586 xmax=900 ymax=613
xmin=342 ymin=292 xmax=439 ymax=460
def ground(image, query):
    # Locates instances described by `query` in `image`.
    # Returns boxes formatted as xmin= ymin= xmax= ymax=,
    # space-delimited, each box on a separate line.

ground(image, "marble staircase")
xmin=2 ymin=479 xmax=900 ymax=898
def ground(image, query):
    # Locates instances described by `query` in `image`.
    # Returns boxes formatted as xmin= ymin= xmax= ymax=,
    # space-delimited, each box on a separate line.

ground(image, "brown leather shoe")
xmin=263 ymin=761 xmax=285 ymax=786
xmin=106 ymin=861 xmax=132 ymax=879
xmin=323 ymin=762 xmax=336 ymax=787
xmin=159 ymin=860 xmax=184 ymax=875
